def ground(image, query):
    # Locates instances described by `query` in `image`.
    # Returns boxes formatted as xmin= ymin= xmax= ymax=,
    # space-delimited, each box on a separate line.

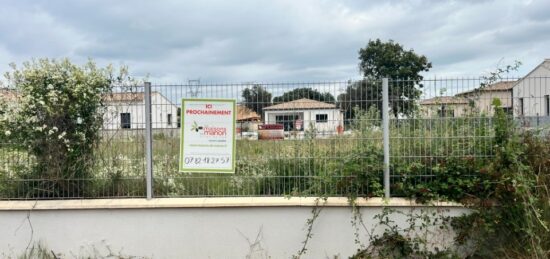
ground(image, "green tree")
xmin=340 ymin=39 xmax=432 ymax=119
xmin=242 ymin=84 xmax=272 ymax=118
xmin=273 ymin=87 xmax=335 ymax=104
xmin=338 ymin=79 xmax=382 ymax=121
xmin=2 ymin=58 xmax=127 ymax=198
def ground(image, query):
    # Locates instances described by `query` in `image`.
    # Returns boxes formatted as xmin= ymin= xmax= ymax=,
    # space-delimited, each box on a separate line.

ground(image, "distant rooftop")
xmin=237 ymin=105 xmax=261 ymax=121
xmin=102 ymin=91 xmax=166 ymax=103
xmin=103 ymin=92 xmax=145 ymax=102
xmin=420 ymin=96 xmax=469 ymax=105
xmin=263 ymin=98 xmax=338 ymax=111
xmin=456 ymin=80 xmax=516 ymax=96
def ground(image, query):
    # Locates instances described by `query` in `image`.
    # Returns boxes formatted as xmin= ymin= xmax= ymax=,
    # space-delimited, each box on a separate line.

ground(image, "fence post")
xmin=144 ymin=82 xmax=153 ymax=200
xmin=382 ymin=78 xmax=390 ymax=198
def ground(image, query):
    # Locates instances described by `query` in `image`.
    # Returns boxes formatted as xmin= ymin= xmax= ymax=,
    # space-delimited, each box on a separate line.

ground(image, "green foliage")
xmin=449 ymin=113 xmax=550 ymax=257
xmin=272 ymin=87 xmax=335 ymax=104
xmin=338 ymin=79 xmax=382 ymax=121
xmin=241 ymin=84 xmax=272 ymax=118
xmin=1 ymin=58 xmax=127 ymax=198
xmin=359 ymin=39 xmax=432 ymax=81
xmin=341 ymin=39 xmax=431 ymax=118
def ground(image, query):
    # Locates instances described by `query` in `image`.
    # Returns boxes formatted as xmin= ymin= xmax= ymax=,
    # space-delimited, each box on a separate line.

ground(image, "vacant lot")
xmin=0 ymin=117 xmax=495 ymax=198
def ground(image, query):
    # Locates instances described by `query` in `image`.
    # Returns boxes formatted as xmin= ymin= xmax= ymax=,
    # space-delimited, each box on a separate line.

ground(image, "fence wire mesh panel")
xmin=1 ymin=76 xmax=550 ymax=199
xmin=151 ymin=81 xmax=383 ymax=197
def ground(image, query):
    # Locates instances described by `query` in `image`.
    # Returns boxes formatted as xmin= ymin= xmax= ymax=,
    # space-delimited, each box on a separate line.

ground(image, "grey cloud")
xmin=0 ymin=0 xmax=549 ymax=82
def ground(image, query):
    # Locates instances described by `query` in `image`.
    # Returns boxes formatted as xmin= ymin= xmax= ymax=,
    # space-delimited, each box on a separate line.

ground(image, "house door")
xmin=275 ymin=114 xmax=301 ymax=131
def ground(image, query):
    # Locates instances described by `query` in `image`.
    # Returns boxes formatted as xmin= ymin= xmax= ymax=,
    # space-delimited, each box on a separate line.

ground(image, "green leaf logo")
xmin=191 ymin=121 xmax=199 ymax=132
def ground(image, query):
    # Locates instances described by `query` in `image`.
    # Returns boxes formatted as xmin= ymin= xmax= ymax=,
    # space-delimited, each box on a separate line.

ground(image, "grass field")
xmin=0 ymin=116 xmax=497 ymax=198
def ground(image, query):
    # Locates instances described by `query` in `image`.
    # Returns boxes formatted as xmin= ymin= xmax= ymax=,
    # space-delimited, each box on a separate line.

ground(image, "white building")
xmin=103 ymin=92 xmax=179 ymax=130
xmin=263 ymin=98 xmax=344 ymax=134
xmin=512 ymin=59 xmax=550 ymax=117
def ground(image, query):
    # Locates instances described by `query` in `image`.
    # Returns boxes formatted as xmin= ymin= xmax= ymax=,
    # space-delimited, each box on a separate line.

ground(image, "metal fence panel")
xmin=1 ymin=77 xmax=550 ymax=199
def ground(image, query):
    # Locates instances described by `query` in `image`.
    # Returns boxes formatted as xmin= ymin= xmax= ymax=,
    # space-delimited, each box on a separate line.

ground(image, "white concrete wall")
xmin=0 ymin=198 xmax=469 ymax=259
xmin=513 ymin=60 xmax=550 ymax=117
xmin=151 ymin=93 xmax=179 ymax=129
xmin=103 ymin=93 xmax=179 ymax=130
xmin=103 ymin=102 xmax=145 ymax=130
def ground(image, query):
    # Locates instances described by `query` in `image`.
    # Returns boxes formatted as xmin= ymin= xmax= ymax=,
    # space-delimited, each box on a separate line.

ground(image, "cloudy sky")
xmin=0 ymin=0 xmax=549 ymax=83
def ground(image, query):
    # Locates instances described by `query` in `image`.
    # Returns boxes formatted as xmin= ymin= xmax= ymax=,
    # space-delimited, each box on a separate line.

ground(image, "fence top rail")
xmin=146 ymin=76 xmax=550 ymax=87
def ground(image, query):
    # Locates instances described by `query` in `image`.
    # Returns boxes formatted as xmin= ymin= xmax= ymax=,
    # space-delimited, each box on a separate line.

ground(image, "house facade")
xmin=236 ymin=105 xmax=261 ymax=134
xmin=103 ymin=92 xmax=179 ymax=130
xmin=512 ymin=59 xmax=550 ymax=117
xmin=419 ymin=96 xmax=470 ymax=118
xmin=263 ymin=98 xmax=344 ymax=134
xmin=456 ymin=81 xmax=515 ymax=116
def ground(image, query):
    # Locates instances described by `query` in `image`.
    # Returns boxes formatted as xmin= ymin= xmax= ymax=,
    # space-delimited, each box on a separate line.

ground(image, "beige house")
xmin=236 ymin=105 xmax=261 ymax=133
xmin=512 ymin=59 xmax=550 ymax=117
xmin=456 ymin=81 xmax=515 ymax=116
xmin=263 ymin=98 xmax=343 ymax=134
xmin=419 ymin=96 xmax=470 ymax=118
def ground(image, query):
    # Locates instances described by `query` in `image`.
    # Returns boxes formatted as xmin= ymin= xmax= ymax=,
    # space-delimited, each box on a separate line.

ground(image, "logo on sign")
xmin=190 ymin=121 xmax=227 ymax=137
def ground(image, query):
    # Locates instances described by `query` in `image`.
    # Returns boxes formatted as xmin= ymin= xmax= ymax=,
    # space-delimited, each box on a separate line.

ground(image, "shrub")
xmin=2 ymin=59 xmax=126 ymax=198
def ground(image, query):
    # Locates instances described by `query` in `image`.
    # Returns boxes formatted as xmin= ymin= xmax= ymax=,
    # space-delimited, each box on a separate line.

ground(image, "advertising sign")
xmin=179 ymin=99 xmax=236 ymax=173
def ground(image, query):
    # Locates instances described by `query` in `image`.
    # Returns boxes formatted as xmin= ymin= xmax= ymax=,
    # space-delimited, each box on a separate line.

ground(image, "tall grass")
xmin=0 ymin=113 xmax=531 ymax=199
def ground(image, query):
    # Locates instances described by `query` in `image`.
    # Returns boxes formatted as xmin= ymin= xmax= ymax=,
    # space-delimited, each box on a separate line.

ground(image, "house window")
xmin=121 ymin=113 xmax=131 ymax=129
xmin=437 ymin=105 xmax=454 ymax=118
xmin=275 ymin=115 xmax=299 ymax=131
xmin=519 ymin=98 xmax=524 ymax=116
xmin=502 ymin=107 xmax=513 ymax=116
xmin=545 ymin=95 xmax=549 ymax=116
xmin=316 ymin=114 xmax=328 ymax=123
xmin=167 ymin=114 xmax=172 ymax=125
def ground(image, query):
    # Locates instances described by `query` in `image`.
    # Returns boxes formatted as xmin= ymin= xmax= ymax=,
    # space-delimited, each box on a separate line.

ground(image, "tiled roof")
xmin=457 ymin=81 xmax=516 ymax=96
xmin=483 ymin=81 xmax=516 ymax=91
xmin=237 ymin=105 xmax=261 ymax=121
xmin=103 ymin=92 xmax=145 ymax=102
xmin=420 ymin=96 xmax=469 ymax=105
xmin=263 ymin=98 xmax=337 ymax=111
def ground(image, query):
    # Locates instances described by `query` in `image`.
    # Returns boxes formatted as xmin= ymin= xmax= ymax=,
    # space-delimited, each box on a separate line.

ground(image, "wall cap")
xmin=0 ymin=197 xmax=464 ymax=210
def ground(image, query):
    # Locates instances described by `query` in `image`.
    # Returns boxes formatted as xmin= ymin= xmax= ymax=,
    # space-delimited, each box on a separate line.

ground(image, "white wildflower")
xmin=58 ymin=131 xmax=66 ymax=139
xmin=47 ymin=84 xmax=54 ymax=90
xmin=38 ymin=100 xmax=45 ymax=106
xmin=4 ymin=130 xmax=11 ymax=136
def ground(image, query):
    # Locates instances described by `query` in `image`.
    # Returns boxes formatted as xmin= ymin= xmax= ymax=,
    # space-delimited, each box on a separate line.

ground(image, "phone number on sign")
xmin=184 ymin=156 xmax=231 ymax=165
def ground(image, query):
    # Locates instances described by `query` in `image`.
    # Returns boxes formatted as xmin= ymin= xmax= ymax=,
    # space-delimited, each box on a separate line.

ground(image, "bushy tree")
xmin=241 ymin=84 xmax=272 ymax=118
xmin=273 ymin=87 xmax=335 ymax=104
xmin=340 ymin=39 xmax=432 ymax=119
xmin=2 ymin=58 xmax=126 ymax=198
